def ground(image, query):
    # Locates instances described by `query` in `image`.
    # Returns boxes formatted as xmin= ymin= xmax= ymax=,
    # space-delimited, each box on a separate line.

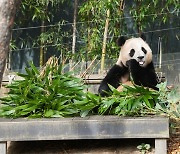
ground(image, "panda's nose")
xmin=137 ymin=56 xmax=144 ymax=60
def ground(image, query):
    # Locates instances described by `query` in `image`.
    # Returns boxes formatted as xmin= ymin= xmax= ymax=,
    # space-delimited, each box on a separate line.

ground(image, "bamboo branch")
xmin=81 ymin=55 xmax=98 ymax=78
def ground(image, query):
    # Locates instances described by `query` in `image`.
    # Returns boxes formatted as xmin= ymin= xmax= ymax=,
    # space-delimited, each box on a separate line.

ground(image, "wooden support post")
xmin=155 ymin=139 xmax=167 ymax=154
xmin=0 ymin=142 xmax=7 ymax=154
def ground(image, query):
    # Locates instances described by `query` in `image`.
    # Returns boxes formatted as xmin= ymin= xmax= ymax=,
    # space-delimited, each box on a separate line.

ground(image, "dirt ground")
xmin=168 ymin=134 xmax=180 ymax=154
xmin=168 ymin=119 xmax=180 ymax=154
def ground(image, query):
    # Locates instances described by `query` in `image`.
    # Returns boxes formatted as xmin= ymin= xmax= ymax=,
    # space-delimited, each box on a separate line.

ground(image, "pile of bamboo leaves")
xmin=0 ymin=61 xmax=86 ymax=118
xmin=0 ymin=61 xmax=179 ymax=119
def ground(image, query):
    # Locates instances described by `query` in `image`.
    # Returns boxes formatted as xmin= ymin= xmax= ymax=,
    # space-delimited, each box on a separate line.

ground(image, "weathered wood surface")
xmin=0 ymin=116 xmax=169 ymax=141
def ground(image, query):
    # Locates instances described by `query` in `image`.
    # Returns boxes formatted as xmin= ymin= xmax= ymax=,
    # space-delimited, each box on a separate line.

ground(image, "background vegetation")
xmin=10 ymin=0 xmax=179 ymax=70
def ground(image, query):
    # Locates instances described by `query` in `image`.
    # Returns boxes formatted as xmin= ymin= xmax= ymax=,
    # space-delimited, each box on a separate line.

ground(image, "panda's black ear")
xmin=140 ymin=33 xmax=146 ymax=41
xmin=117 ymin=36 xmax=127 ymax=46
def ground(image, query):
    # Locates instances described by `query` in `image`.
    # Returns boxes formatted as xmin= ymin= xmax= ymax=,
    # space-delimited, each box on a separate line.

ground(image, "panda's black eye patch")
xmin=142 ymin=47 xmax=147 ymax=54
xmin=129 ymin=49 xmax=135 ymax=57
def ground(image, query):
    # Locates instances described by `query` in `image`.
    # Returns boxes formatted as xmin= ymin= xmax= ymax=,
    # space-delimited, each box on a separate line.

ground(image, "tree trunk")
xmin=0 ymin=0 xmax=21 ymax=87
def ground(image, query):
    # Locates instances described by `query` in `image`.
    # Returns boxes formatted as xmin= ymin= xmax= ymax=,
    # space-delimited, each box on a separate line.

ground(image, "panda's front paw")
xmin=126 ymin=59 xmax=138 ymax=67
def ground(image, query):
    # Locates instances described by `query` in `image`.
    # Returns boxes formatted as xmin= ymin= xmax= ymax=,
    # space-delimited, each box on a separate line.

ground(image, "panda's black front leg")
xmin=98 ymin=64 xmax=128 ymax=96
xmin=126 ymin=59 xmax=158 ymax=90
xmin=126 ymin=59 xmax=142 ymax=85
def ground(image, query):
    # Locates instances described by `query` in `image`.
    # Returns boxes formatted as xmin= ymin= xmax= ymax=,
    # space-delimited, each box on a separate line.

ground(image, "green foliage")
xmin=156 ymin=82 xmax=180 ymax=119
xmin=0 ymin=62 xmax=85 ymax=118
xmin=98 ymin=84 xmax=159 ymax=116
xmin=0 ymin=63 xmax=179 ymax=119
xmin=78 ymin=0 xmax=179 ymax=60
xmin=137 ymin=143 xmax=151 ymax=154
xmin=18 ymin=0 xmax=67 ymax=22
xmin=11 ymin=0 xmax=72 ymax=62
xmin=96 ymin=82 xmax=180 ymax=118
xmin=78 ymin=0 xmax=125 ymax=59
xmin=130 ymin=0 xmax=179 ymax=30
xmin=11 ymin=0 xmax=179 ymax=63
xmin=75 ymin=92 xmax=101 ymax=117
xmin=37 ymin=21 xmax=72 ymax=59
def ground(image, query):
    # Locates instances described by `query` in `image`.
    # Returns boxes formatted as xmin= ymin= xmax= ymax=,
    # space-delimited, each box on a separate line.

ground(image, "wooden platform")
xmin=0 ymin=116 xmax=169 ymax=154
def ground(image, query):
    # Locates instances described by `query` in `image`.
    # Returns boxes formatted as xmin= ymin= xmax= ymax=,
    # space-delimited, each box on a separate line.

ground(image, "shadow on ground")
xmin=8 ymin=139 xmax=155 ymax=154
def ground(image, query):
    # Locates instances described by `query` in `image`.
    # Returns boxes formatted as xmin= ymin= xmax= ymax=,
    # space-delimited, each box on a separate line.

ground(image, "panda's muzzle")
xmin=137 ymin=56 xmax=145 ymax=66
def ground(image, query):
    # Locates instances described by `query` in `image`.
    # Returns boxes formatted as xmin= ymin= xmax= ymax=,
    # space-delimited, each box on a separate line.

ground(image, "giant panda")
xmin=98 ymin=34 xmax=158 ymax=96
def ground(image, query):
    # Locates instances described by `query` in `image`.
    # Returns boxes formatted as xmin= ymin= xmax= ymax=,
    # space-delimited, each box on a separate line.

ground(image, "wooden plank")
xmin=0 ymin=142 xmax=7 ymax=154
xmin=0 ymin=116 xmax=169 ymax=141
xmin=2 ymin=73 xmax=165 ymax=85
xmin=155 ymin=139 xmax=167 ymax=154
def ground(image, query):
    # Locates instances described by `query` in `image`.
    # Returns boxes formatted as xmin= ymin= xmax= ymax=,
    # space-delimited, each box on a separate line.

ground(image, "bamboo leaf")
xmin=80 ymin=110 xmax=89 ymax=117
xmin=44 ymin=109 xmax=54 ymax=117
xmin=143 ymin=96 xmax=152 ymax=108
xmin=29 ymin=62 xmax=39 ymax=75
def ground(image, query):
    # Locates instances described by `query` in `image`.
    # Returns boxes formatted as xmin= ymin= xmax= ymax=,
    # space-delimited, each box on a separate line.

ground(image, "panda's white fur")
xmin=116 ymin=37 xmax=152 ymax=68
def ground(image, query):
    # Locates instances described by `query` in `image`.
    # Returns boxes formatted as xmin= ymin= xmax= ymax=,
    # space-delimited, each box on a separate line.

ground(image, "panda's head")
xmin=116 ymin=34 xmax=152 ymax=67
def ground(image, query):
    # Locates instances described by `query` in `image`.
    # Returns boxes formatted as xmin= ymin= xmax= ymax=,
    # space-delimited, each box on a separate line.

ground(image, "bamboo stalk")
xmin=70 ymin=0 xmax=78 ymax=71
xmin=72 ymin=0 xmax=78 ymax=55
xmin=100 ymin=0 xmax=110 ymax=72
xmin=40 ymin=20 xmax=45 ymax=67
xmin=159 ymin=37 xmax=162 ymax=69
